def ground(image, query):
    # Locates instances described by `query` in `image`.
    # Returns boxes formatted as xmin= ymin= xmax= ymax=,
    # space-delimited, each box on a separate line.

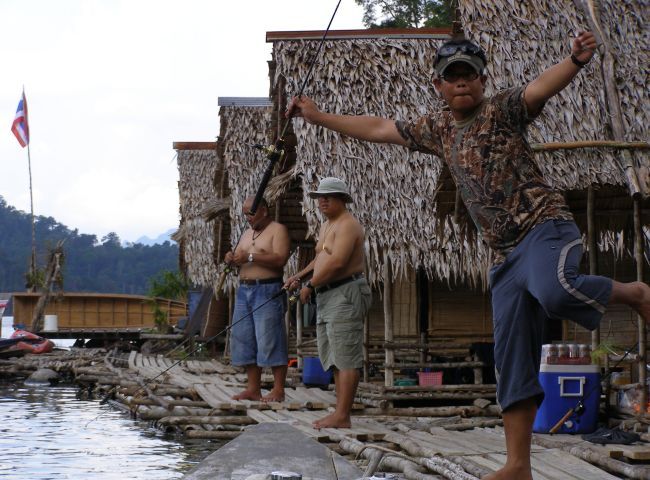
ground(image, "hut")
xmin=176 ymin=1 xmax=648 ymax=410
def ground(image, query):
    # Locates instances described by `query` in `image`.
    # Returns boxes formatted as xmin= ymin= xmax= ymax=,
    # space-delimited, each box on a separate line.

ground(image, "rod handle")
xmin=549 ymin=408 xmax=574 ymax=434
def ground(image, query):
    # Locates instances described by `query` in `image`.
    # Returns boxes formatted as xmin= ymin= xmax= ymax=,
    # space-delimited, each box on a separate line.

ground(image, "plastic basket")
xmin=417 ymin=371 xmax=442 ymax=386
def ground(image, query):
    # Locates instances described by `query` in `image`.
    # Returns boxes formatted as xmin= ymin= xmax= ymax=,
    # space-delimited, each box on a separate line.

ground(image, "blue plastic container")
xmin=302 ymin=357 xmax=332 ymax=385
xmin=533 ymin=364 xmax=600 ymax=434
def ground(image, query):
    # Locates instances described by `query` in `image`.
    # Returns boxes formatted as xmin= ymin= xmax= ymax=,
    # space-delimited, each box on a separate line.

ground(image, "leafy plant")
xmin=147 ymin=270 xmax=189 ymax=332
xmin=591 ymin=340 xmax=631 ymax=364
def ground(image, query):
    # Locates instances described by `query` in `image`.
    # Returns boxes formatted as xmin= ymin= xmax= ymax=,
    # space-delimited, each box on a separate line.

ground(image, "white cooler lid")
xmin=540 ymin=364 xmax=600 ymax=373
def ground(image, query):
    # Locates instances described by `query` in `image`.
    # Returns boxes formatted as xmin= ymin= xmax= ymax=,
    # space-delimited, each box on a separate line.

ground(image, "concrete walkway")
xmin=183 ymin=422 xmax=363 ymax=480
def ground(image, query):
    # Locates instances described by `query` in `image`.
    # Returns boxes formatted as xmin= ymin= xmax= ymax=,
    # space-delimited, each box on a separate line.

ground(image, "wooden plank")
xmin=128 ymin=351 xmax=137 ymax=370
xmin=619 ymin=445 xmax=650 ymax=460
xmin=531 ymin=449 xmax=621 ymax=480
xmin=246 ymin=409 xmax=277 ymax=424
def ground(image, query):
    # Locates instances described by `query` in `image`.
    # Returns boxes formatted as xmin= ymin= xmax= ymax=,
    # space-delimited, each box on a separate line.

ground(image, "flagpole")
xmin=23 ymin=86 xmax=36 ymax=291
xmin=27 ymin=140 xmax=36 ymax=289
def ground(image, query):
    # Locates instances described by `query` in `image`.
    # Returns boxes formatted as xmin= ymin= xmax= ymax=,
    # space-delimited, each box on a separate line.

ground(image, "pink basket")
xmin=417 ymin=371 xmax=443 ymax=386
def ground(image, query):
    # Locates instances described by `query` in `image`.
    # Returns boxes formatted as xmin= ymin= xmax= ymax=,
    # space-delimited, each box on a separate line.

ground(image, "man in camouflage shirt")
xmin=288 ymin=30 xmax=650 ymax=480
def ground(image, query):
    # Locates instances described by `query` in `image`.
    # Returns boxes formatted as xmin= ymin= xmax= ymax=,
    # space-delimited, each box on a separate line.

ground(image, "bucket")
xmin=43 ymin=314 xmax=58 ymax=332
xmin=302 ymin=356 xmax=332 ymax=385
xmin=1 ymin=316 xmax=13 ymax=338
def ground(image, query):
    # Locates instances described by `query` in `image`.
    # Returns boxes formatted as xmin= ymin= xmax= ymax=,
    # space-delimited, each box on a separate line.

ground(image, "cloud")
xmin=0 ymin=0 xmax=364 ymax=242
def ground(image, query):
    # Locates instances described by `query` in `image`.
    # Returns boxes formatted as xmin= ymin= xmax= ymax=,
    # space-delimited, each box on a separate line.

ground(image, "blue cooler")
xmin=533 ymin=364 xmax=600 ymax=434
xmin=302 ymin=356 xmax=332 ymax=385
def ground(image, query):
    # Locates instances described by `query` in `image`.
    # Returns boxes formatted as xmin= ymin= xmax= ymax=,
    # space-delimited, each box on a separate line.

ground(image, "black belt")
xmin=240 ymin=277 xmax=283 ymax=285
xmin=315 ymin=273 xmax=364 ymax=294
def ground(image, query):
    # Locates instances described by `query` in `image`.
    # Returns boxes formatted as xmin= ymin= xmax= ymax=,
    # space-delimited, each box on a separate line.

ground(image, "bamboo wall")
xmin=12 ymin=293 xmax=187 ymax=331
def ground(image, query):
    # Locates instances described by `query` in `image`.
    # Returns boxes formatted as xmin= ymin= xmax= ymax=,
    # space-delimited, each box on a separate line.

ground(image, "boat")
xmin=0 ymin=330 xmax=55 ymax=356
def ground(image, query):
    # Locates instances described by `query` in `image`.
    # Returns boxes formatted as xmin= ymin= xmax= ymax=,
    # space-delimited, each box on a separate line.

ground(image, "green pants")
xmin=316 ymin=278 xmax=372 ymax=371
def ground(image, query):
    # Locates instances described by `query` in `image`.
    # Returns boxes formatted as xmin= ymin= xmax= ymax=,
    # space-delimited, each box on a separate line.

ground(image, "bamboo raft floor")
xmin=122 ymin=352 xmax=650 ymax=479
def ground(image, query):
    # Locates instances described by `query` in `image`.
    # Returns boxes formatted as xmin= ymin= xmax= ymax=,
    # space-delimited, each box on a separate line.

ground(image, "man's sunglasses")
xmin=434 ymin=42 xmax=487 ymax=65
xmin=441 ymin=70 xmax=480 ymax=83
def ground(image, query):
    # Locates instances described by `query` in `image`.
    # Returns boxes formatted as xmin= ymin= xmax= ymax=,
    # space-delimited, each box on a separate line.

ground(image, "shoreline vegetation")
xmin=0 ymin=196 xmax=178 ymax=295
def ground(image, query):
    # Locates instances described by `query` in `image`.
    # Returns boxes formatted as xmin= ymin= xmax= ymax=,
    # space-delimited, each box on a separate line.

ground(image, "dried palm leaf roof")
xmin=268 ymin=3 xmax=648 ymax=285
xmin=461 ymin=0 xmax=648 ymax=192
xmin=175 ymin=144 xmax=219 ymax=287
xmin=219 ymin=105 xmax=274 ymax=249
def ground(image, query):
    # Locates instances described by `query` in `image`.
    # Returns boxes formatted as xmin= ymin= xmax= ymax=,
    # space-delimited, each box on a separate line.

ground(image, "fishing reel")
xmin=251 ymin=141 xmax=285 ymax=163
xmin=287 ymin=288 xmax=302 ymax=305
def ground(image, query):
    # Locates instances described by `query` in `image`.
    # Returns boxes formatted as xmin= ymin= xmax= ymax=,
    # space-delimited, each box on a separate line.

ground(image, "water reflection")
xmin=0 ymin=380 xmax=218 ymax=479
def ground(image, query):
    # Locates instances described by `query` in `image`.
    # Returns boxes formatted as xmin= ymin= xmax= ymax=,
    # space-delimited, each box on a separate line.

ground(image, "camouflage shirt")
xmin=396 ymin=86 xmax=573 ymax=263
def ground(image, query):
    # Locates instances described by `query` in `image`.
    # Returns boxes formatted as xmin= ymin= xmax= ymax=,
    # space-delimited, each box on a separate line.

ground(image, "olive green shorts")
xmin=316 ymin=278 xmax=372 ymax=371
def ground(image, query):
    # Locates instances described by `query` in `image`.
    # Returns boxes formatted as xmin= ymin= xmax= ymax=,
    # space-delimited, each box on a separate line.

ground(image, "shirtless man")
xmin=286 ymin=177 xmax=372 ymax=428
xmin=225 ymin=196 xmax=290 ymax=402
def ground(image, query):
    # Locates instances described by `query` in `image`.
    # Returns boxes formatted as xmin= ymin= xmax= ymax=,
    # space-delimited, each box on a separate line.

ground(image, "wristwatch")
xmin=305 ymin=281 xmax=314 ymax=290
xmin=570 ymin=53 xmax=589 ymax=68
xmin=248 ymin=252 xmax=254 ymax=263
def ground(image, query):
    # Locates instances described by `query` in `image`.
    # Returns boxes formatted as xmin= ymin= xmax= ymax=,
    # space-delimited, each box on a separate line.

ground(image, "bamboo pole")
xmin=576 ymin=1 xmax=643 ymax=198
xmin=634 ymin=198 xmax=646 ymax=413
xmin=296 ymin=295 xmax=303 ymax=369
xmin=587 ymin=186 xmax=600 ymax=350
xmin=158 ymin=415 xmax=254 ymax=426
xmin=363 ymin=312 xmax=370 ymax=382
xmin=530 ymin=140 xmax=649 ymax=152
xmin=384 ymin=256 xmax=394 ymax=388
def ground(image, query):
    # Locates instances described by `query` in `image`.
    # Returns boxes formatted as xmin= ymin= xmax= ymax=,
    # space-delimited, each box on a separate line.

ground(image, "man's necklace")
xmin=251 ymin=223 xmax=268 ymax=247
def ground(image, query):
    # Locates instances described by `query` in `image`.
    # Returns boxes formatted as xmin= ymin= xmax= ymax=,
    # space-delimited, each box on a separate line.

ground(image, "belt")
xmin=315 ymin=273 xmax=364 ymax=294
xmin=240 ymin=277 xmax=283 ymax=285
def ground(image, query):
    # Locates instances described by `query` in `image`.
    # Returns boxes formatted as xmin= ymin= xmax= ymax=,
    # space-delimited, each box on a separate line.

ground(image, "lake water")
xmin=0 ymin=379 xmax=218 ymax=479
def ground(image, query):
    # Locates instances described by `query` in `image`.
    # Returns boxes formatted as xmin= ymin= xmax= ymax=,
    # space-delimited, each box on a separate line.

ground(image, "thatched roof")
xmin=461 ymin=0 xmax=648 ymax=192
xmin=219 ymin=105 xmax=275 ymax=248
xmin=175 ymin=143 xmax=219 ymax=287
xmin=268 ymin=3 xmax=648 ymax=286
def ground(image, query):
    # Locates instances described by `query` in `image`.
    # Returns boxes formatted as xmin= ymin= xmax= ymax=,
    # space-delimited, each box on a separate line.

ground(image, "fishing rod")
xmin=549 ymin=342 xmax=638 ymax=434
xmin=248 ymin=0 xmax=343 ymax=216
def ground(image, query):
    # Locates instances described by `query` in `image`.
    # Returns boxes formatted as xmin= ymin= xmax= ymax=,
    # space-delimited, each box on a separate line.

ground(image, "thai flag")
xmin=11 ymin=92 xmax=29 ymax=148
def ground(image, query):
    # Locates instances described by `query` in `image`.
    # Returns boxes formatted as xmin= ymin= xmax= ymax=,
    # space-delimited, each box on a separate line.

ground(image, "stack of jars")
xmin=541 ymin=343 xmax=592 ymax=365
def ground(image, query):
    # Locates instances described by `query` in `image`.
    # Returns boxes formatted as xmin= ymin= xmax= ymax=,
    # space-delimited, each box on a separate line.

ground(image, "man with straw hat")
xmin=285 ymin=177 xmax=371 ymax=429
xmin=287 ymin=31 xmax=650 ymax=479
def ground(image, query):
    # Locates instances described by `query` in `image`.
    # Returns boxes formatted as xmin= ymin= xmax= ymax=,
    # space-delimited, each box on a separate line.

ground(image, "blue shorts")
xmin=489 ymin=219 xmax=612 ymax=411
xmin=230 ymin=281 xmax=288 ymax=367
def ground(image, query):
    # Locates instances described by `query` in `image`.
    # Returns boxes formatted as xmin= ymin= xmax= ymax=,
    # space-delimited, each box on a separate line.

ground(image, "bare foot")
xmin=261 ymin=388 xmax=285 ymax=403
xmin=632 ymin=282 xmax=650 ymax=323
xmin=312 ymin=412 xmax=351 ymax=429
xmin=483 ymin=465 xmax=532 ymax=480
xmin=232 ymin=389 xmax=262 ymax=401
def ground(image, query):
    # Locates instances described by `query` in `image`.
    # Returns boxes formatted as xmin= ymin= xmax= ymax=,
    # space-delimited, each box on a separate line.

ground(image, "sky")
xmin=0 ymin=0 xmax=365 ymax=243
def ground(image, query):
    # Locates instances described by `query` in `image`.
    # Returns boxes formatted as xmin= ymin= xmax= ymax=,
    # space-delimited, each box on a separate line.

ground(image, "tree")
xmin=355 ymin=0 xmax=453 ymax=28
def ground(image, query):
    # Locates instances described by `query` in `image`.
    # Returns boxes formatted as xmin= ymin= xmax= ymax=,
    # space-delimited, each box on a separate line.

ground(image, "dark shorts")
xmin=230 ymin=281 xmax=287 ymax=367
xmin=489 ymin=219 xmax=612 ymax=411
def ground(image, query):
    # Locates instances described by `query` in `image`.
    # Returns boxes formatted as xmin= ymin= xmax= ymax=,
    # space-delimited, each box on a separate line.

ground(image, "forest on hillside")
xmin=0 ymin=197 xmax=179 ymax=294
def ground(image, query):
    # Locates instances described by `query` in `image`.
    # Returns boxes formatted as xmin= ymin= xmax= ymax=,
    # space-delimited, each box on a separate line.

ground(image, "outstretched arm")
xmin=525 ymin=31 xmax=597 ymax=114
xmin=287 ymin=96 xmax=407 ymax=146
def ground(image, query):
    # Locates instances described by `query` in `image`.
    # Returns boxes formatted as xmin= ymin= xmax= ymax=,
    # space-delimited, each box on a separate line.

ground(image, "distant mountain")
xmin=135 ymin=228 xmax=176 ymax=246
xmin=0 ymin=196 xmax=179 ymax=295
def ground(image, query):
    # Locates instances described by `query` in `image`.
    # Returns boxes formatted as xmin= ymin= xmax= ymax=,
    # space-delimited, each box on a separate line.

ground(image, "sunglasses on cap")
xmin=434 ymin=41 xmax=487 ymax=66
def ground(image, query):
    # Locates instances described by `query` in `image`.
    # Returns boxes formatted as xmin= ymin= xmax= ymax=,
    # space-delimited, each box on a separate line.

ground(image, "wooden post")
xmin=363 ymin=313 xmax=370 ymax=383
xmin=419 ymin=331 xmax=427 ymax=366
xmin=587 ymin=186 xmax=600 ymax=350
xmin=223 ymin=284 xmax=235 ymax=360
xmin=383 ymin=257 xmax=394 ymax=388
xmin=296 ymin=297 xmax=303 ymax=369
xmin=634 ymin=198 xmax=646 ymax=413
